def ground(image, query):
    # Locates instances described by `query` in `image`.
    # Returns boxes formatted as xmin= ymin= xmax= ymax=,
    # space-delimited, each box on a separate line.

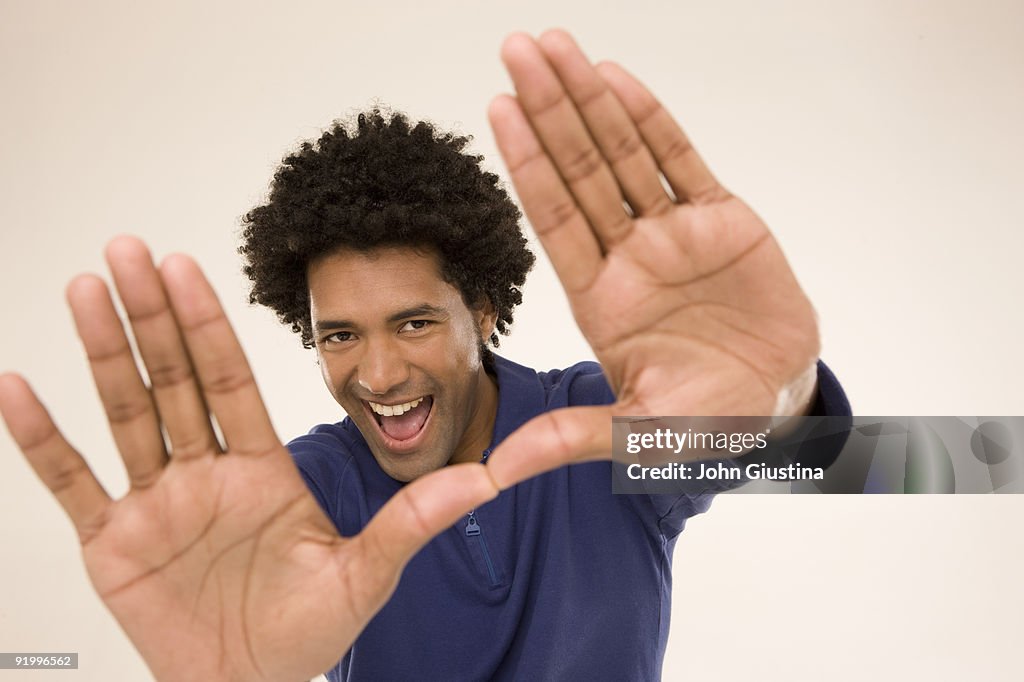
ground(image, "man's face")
xmin=307 ymin=246 xmax=497 ymax=482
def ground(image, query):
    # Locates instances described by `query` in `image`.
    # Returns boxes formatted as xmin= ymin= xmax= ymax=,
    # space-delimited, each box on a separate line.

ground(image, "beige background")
xmin=1 ymin=0 xmax=1022 ymax=680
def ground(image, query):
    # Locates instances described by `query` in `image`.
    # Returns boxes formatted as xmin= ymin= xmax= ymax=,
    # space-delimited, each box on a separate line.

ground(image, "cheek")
xmin=446 ymin=316 xmax=484 ymax=372
xmin=318 ymin=356 xmax=351 ymax=401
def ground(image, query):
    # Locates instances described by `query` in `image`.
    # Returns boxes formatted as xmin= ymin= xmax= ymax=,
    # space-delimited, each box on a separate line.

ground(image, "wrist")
xmin=768 ymin=361 xmax=819 ymax=440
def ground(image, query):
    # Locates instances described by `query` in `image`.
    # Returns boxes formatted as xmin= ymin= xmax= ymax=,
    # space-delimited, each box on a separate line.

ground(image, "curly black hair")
xmin=239 ymin=109 xmax=535 ymax=351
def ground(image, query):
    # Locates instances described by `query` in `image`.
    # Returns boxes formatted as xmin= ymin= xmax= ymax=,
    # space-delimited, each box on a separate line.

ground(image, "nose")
xmin=357 ymin=337 xmax=410 ymax=397
xmin=359 ymin=378 xmax=383 ymax=394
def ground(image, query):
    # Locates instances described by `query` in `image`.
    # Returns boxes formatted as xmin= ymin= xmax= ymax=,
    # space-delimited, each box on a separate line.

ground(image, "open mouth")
xmin=364 ymin=395 xmax=434 ymax=449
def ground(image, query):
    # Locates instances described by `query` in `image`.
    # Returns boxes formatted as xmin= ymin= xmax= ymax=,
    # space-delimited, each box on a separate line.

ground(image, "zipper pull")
xmin=466 ymin=455 xmax=489 ymax=538
xmin=465 ymin=511 xmax=481 ymax=536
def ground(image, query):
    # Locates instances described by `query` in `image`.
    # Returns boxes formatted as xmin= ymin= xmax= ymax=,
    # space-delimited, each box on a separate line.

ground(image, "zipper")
xmin=464 ymin=449 xmax=501 ymax=587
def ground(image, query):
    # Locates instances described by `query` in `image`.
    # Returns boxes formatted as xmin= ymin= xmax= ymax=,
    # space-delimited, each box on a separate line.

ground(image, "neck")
xmin=450 ymin=367 xmax=498 ymax=465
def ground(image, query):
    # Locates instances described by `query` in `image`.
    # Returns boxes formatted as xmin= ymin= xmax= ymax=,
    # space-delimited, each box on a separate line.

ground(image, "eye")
xmin=323 ymin=331 xmax=353 ymax=344
xmin=399 ymin=320 xmax=432 ymax=333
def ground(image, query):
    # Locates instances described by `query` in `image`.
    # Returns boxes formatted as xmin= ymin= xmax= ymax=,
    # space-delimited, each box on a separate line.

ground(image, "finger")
xmin=488 ymin=94 xmax=603 ymax=294
xmin=595 ymin=61 xmax=728 ymax=205
xmin=500 ymin=32 xmax=632 ymax=247
xmin=486 ymin=404 xmax=614 ymax=488
xmin=105 ymin=237 xmax=220 ymax=461
xmin=357 ymin=462 xmax=498 ymax=573
xmin=66 ymin=275 xmax=168 ymax=488
xmin=537 ymin=29 xmax=673 ymax=217
xmin=0 ymin=373 xmax=112 ymax=542
xmin=159 ymin=254 xmax=279 ymax=456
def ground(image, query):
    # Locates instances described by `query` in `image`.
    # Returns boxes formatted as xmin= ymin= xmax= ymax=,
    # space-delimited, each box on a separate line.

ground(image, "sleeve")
xmin=286 ymin=429 xmax=356 ymax=535
xmin=289 ymin=442 xmax=333 ymax=518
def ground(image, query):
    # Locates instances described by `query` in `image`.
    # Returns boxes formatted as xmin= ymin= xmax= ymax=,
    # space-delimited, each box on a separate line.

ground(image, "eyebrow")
xmin=314 ymin=304 xmax=449 ymax=334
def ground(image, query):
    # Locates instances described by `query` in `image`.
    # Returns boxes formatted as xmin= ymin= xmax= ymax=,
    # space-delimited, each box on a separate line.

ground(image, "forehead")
xmin=307 ymin=246 xmax=461 ymax=317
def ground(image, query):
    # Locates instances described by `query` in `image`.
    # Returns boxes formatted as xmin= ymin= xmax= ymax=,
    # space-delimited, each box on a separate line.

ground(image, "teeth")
xmin=368 ymin=396 xmax=425 ymax=417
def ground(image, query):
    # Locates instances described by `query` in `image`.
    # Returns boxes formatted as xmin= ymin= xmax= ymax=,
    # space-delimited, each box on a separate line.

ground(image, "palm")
xmin=81 ymin=450 xmax=353 ymax=681
xmin=0 ymin=238 xmax=496 ymax=682
xmin=486 ymin=32 xmax=820 ymax=485
xmin=576 ymin=198 xmax=817 ymax=417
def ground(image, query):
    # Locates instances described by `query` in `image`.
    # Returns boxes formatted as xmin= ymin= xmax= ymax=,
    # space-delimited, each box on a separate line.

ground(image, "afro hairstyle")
xmin=239 ymin=109 xmax=535 ymax=351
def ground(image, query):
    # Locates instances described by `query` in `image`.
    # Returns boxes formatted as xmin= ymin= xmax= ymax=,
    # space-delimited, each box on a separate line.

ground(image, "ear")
xmin=473 ymin=298 xmax=498 ymax=343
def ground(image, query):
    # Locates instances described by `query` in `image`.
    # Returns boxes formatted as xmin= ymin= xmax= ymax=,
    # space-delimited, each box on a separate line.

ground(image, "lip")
xmin=361 ymin=395 xmax=434 ymax=454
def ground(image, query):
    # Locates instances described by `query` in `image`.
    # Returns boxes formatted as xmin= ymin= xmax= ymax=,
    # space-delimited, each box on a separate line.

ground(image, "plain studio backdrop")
xmin=1 ymin=1 xmax=1022 ymax=680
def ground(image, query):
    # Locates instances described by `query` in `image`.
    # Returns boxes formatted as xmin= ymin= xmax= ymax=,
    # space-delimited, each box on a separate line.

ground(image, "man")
xmin=0 ymin=30 xmax=848 ymax=681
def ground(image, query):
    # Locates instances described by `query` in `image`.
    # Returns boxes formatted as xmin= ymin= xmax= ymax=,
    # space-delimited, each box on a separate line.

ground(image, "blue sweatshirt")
xmin=289 ymin=356 xmax=851 ymax=681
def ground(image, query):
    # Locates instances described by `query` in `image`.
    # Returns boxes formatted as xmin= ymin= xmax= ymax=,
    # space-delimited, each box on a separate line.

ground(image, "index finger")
xmin=356 ymin=463 xmax=499 ymax=573
xmin=486 ymin=404 xmax=614 ymax=489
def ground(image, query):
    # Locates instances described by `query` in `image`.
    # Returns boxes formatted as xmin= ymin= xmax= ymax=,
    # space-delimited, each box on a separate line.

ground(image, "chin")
xmin=378 ymin=454 xmax=449 ymax=483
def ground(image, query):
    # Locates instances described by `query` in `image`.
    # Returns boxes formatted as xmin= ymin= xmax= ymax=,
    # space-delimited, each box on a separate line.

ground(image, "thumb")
xmin=487 ymin=405 xmax=614 ymax=488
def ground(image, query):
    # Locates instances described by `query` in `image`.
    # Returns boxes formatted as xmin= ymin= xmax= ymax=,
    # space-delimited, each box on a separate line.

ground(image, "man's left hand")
xmin=486 ymin=30 xmax=820 ymax=487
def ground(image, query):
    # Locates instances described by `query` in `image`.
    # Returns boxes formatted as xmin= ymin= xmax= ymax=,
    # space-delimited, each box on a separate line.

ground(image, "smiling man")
xmin=308 ymin=247 xmax=502 ymax=481
xmin=232 ymin=32 xmax=849 ymax=678
xmin=0 ymin=30 xmax=849 ymax=682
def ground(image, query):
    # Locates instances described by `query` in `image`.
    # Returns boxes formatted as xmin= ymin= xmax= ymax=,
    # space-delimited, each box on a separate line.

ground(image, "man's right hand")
xmin=0 ymin=236 xmax=498 ymax=682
